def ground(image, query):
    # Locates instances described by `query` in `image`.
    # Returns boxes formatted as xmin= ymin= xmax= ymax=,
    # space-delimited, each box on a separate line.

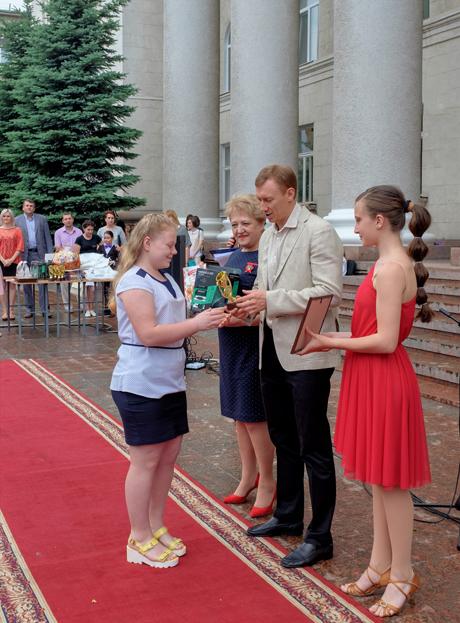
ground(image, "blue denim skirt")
xmin=111 ymin=390 xmax=188 ymax=446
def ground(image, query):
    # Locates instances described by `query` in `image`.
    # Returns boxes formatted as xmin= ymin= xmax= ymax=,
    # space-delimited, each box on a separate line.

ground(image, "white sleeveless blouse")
xmin=110 ymin=266 xmax=186 ymax=398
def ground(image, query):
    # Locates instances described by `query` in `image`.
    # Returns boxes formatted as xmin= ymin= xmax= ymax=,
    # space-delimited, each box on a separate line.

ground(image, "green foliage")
xmin=0 ymin=0 xmax=36 ymax=208
xmin=0 ymin=0 xmax=145 ymax=228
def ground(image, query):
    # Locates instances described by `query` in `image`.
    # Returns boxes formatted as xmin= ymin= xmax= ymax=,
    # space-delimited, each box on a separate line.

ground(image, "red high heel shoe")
xmin=249 ymin=489 xmax=277 ymax=518
xmin=223 ymin=474 xmax=259 ymax=505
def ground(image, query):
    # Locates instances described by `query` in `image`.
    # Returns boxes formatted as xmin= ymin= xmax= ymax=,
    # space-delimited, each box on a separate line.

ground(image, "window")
xmin=220 ymin=143 xmax=231 ymax=211
xmin=298 ymin=125 xmax=313 ymax=203
xmin=224 ymin=24 xmax=231 ymax=92
xmin=423 ymin=0 xmax=430 ymax=19
xmin=299 ymin=0 xmax=319 ymax=64
xmin=0 ymin=44 xmax=6 ymax=64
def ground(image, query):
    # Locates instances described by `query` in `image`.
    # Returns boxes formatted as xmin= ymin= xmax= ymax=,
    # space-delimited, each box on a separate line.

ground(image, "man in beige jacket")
xmin=237 ymin=164 xmax=343 ymax=568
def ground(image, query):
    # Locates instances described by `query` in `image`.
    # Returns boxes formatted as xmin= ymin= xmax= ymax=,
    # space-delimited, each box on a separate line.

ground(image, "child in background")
xmin=98 ymin=230 xmax=120 ymax=268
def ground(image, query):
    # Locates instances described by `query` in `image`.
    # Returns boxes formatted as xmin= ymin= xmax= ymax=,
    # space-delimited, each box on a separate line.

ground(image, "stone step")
xmin=339 ymin=300 xmax=460 ymax=333
xmin=347 ymin=260 xmax=460 ymax=283
xmin=338 ymin=316 xmax=460 ymax=385
xmin=336 ymin=351 xmax=459 ymax=408
xmin=339 ymin=310 xmax=460 ymax=339
xmin=339 ymin=313 xmax=459 ymax=341
xmin=405 ymin=348 xmax=459 ymax=385
xmin=405 ymin=327 xmax=460 ymax=358
xmin=343 ymin=278 xmax=460 ymax=299
xmin=341 ymin=288 xmax=460 ymax=313
xmin=416 ymin=377 xmax=459 ymax=408
xmin=424 ymin=261 xmax=460 ymax=280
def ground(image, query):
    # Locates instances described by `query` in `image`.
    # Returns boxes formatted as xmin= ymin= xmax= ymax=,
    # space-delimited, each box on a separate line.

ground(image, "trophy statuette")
xmin=216 ymin=271 xmax=237 ymax=309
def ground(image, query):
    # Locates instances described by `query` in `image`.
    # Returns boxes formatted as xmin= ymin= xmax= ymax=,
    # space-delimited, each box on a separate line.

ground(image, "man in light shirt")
xmin=54 ymin=212 xmax=82 ymax=312
xmin=236 ymin=164 xmax=343 ymax=568
xmin=54 ymin=212 xmax=82 ymax=250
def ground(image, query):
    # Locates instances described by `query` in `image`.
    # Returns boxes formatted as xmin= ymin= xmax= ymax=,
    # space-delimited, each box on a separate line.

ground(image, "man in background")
xmin=16 ymin=199 xmax=53 ymax=318
xmin=54 ymin=212 xmax=82 ymax=312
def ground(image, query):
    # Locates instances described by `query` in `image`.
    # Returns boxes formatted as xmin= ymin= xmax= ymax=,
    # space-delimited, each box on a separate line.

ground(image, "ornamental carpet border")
xmin=3 ymin=358 xmax=374 ymax=623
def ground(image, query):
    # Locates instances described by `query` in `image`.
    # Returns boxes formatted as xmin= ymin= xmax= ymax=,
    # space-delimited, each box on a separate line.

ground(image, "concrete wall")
xmin=120 ymin=0 xmax=163 ymax=220
xmin=318 ymin=0 xmax=333 ymax=58
xmin=422 ymin=6 xmax=460 ymax=239
xmin=299 ymin=60 xmax=333 ymax=218
xmin=430 ymin=0 xmax=460 ymax=16
xmin=118 ymin=0 xmax=460 ymax=240
xmin=298 ymin=0 xmax=334 ymax=218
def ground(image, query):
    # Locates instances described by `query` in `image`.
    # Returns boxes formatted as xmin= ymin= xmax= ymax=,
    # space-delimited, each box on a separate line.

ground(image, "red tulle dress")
xmin=334 ymin=265 xmax=431 ymax=489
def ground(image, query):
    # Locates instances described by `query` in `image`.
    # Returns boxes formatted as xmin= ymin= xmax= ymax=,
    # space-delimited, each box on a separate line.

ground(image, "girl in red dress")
xmin=298 ymin=186 xmax=433 ymax=618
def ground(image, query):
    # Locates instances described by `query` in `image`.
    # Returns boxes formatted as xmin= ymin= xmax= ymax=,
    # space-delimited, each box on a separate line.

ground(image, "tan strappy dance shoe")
xmin=371 ymin=573 xmax=420 ymax=618
xmin=341 ymin=565 xmax=391 ymax=597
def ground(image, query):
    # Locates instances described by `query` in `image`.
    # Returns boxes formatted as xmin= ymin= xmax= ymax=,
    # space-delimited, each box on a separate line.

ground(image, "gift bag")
xmin=16 ymin=261 xmax=32 ymax=279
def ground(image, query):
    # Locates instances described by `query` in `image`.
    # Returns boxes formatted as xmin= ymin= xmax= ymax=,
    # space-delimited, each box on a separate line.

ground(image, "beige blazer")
xmin=256 ymin=205 xmax=343 ymax=371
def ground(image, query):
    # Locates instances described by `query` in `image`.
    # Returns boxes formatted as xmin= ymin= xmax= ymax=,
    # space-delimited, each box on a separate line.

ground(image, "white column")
xmin=163 ymin=0 xmax=221 ymax=237
xmin=230 ymin=0 xmax=299 ymax=195
xmin=327 ymin=0 xmax=423 ymax=243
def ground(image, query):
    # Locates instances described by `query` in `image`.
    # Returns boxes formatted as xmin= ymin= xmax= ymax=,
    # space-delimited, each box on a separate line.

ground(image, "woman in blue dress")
xmin=219 ymin=195 xmax=276 ymax=518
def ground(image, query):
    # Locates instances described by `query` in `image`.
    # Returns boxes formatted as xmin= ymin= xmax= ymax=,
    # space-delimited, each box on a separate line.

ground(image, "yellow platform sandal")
xmin=341 ymin=565 xmax=391 ymax=597
xmin=153 ymin=526 xmax=187 ymax=557
xmin=127 ymin=536 xmax=179 ymax=569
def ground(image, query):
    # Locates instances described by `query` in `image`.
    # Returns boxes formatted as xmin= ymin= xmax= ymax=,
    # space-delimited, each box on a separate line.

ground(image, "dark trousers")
xmin=24 ymin=250 xmax=47 ymax=313
xmin=261 ymin=326 xmax=336 ymax=546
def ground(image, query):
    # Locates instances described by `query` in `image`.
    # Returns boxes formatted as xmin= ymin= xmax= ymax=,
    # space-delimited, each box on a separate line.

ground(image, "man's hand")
xmin=236 ymin=289 xmax=267 ymax=315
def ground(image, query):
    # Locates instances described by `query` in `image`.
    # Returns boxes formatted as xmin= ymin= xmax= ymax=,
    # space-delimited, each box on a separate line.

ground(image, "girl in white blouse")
xmin=110 ymin=214 xmax=224 ymax=569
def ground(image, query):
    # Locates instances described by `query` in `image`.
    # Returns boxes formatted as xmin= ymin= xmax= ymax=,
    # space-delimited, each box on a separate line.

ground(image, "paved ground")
xmin=1 ymin=319 xmax=459 ymax=622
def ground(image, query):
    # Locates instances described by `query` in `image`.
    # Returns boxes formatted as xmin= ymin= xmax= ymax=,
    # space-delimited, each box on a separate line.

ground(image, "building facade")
xmin=3 ymin=1 xmax=460 ymax=242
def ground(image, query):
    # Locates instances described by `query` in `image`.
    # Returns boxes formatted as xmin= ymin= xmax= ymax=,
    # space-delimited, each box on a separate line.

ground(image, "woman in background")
xmin=97 ymin=210 xmax=127 ymax=248
xmin=0 ymin=208 xmax=24 ymax=321
xmin=75 ymin=220 xmax=101 ymax=317
xmin=186 ymin=215 xmax=204 ymax=265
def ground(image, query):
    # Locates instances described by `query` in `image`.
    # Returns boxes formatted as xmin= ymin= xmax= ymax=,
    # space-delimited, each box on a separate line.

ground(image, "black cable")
xmin=357 ymin=465 xmax=460 ymax=526
xmin=184 ymin=337 xmax=220 ymax=373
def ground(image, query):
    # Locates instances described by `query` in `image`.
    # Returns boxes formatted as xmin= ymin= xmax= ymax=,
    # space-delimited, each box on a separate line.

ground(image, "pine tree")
xmin=4 ymin=0 xmax=145 ymax=226
xmin=0 ymin=0 xmax=36 ymax=208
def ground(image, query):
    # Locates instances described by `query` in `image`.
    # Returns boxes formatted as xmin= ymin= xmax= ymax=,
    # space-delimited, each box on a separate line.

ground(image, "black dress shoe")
xmin=281 ymin=541 xmax=333 ymax=568
xmin=247 ymin=517 xmax=304 ymax=538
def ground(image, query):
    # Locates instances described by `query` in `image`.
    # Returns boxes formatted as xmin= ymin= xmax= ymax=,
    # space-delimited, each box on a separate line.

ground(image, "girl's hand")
xmin=218 ymin=310 xmax=253 ymax=328
xmin=194 ymin=307 xmax=226 ymax=331
xmin=295 ymin=327 xmax=334 ymax=356
xmin=219 ymin=312 xmax=232 ymax=328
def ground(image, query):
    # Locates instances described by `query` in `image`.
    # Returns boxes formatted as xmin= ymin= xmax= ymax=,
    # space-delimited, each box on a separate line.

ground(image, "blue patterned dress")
xmin=218 ymin=249 xmax=266 ymax=422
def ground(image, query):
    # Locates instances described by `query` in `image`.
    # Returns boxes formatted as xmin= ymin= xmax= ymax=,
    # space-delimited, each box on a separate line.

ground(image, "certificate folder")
xmin=290 ymin=295 xmax=333 ymax=354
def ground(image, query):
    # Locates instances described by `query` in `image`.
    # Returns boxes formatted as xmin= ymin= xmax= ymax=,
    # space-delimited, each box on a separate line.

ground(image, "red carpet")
xmin=0 ymin=359 xmax=376 ymax=623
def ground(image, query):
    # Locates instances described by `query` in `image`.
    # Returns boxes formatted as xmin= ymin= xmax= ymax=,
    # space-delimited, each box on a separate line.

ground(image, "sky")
xmin=0 ymin=1 xmax=25 ymax=10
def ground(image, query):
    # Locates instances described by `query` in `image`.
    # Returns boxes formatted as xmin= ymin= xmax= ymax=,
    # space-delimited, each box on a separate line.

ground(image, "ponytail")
xmin=405 ymin=202 xmax=434 ymax=323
